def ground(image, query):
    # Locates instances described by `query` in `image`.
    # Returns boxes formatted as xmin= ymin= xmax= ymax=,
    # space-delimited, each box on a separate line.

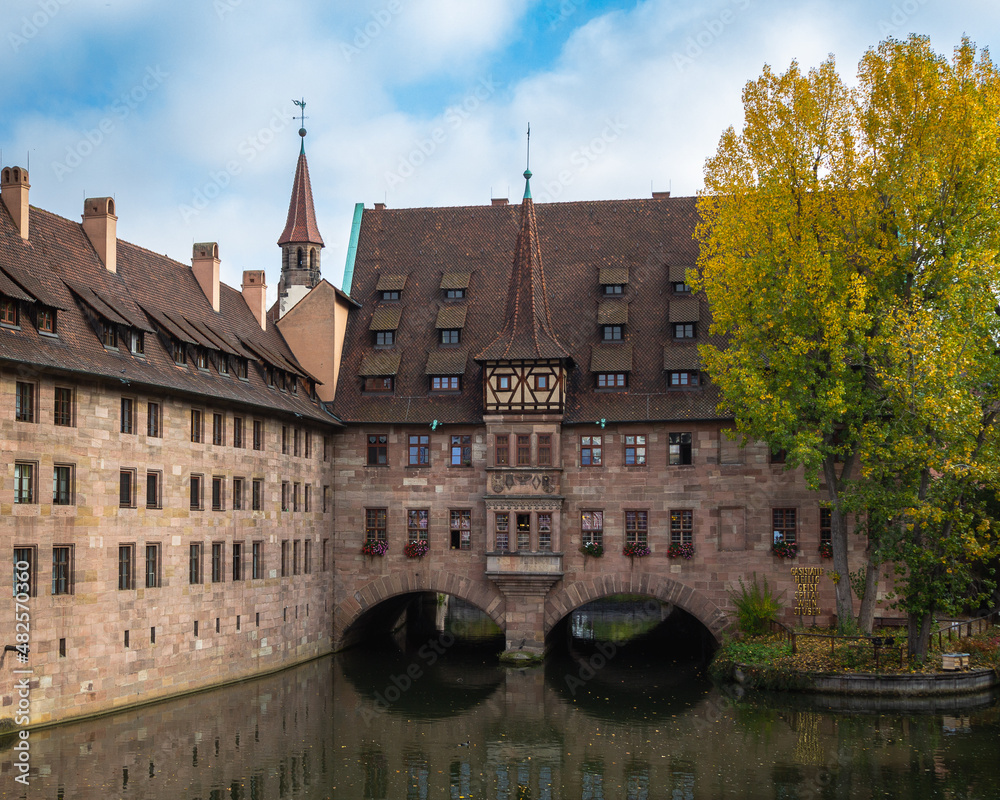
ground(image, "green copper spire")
xmin=523 ymin=123 xmax=532 ymax=199
xmin=523 ymin=169 xmax=532 ymax=199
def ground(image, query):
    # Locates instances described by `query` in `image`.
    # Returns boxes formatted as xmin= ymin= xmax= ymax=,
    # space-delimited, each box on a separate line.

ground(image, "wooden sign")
xmin=791 ymin=566 xmax=823 ymax=616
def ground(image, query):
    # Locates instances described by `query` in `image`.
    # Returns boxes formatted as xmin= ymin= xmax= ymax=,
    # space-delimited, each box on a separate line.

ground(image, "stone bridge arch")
xmin=545 ymin=573 xmax=733 ymax=644
xmin=334 ymin=570 xmax=507 ymax=650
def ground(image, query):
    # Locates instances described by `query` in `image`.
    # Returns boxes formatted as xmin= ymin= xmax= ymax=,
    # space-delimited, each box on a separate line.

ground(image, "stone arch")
xmin=296 ymin=246 xmax=304 ymax=267
xmin=334 ymin=571 xmax=506 ymax=650
xmin=309 ymin=248 xmax=317 ymax=268
xmin=545 ymin=574 xmax=732 ymax=643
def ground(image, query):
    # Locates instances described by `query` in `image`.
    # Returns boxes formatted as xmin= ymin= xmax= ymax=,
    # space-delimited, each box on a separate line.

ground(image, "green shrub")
xmin=729 ymin=573 xmax=784 ymax=636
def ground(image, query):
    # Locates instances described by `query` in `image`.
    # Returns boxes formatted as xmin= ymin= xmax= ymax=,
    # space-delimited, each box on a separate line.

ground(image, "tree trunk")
xmin=823 ymin=456 xmax=855 ymax=630
xmin=908 ymin=608 xmax=934 ymax=661
xmin=857 ymin=549 xmax=879 ymax=634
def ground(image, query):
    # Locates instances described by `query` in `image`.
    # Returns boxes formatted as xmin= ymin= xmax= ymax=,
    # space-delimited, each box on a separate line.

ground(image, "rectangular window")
xmin=293 ymin=428 xmax=301 ymax=457
xmin=597 ymin=372 xmax=627 ymax=389
xmin=281 ymin=482 xmax=290 ymax=512
xmin=293 ymin=482 xmax=301 ymax=512
xmin=282 ymin=426 xmax=289 ymax=454
xmin=281 ymin=540 xmax=290 ymax=577
xmin=450 ymin=509 xmax=471 ymax=550
xmin=323 ymin=485 xmax=330 ymax=513
xmin=516 ymin=513 xmax=530 ymax=551
xmin=232 ymin=542 xmax=243 ymax=581
xmin=37 ymin=307 xmax=56 ymax=334
xmin=145 ymin=544 xmax=160 ymax=588
xmin=253 ymin=420 xmax=264 ymax=451
xmin=189 ymin=543 xmax=202 ymax=584
xmin=323 ymin=436 xmax=331 ymax=462
xmin=14 ymin=546 xmax=36 ymax=597
xmin=367 ymin=434 xmax=388 ymax=466
xmin=517 ymin=435 xmax=531 ymax=466
xmin=673 ymin=280 xmax=691 ymax=293
xmin=103 ymin=322 xmax=118 ymax=348
xmin=173 ymin=340 xmax=185 ymax=365
xmin=190 ymin=474 xmax=203 ymax=510
xmin=14 ymin=462 xmax=35 ymax=504
xmin=252 ymin=479 xmax=262 ymax=511
xmin=408 ymin=434 xmax=429 ymax=466
xmin=304 ymin=540 xmax=312 ymax=573
xmin=1 ymin=297 xmax=18 ymax=326
xmin=120 ymin=397 xmax=135 ymax=434
xmin=669 ymin=432 xmax=692 ymax=465
xmin=213 ymin=413 xmax=224 ymax=446
xmin=52 ymin=546 xmax=72 ymax=595
xmin=770 ymin=448 xmax=787 ymax=464
xmin=15 ymin=381 xmax=35 ymax=422
xmin=252 ymin=541 xmax=264 ymax=579
xmin=431 ymin=375 xmax=460 ymax=391
xmin=118 ymin=544 xmax=135 ymax=590
xmin=440 ymin=329 xmax=460 ymax=345
xmin=322 ymin=539 xmax=329 ymax=570
xmin=538 ymin=513 xmax=552 ymax=551
xmin=446 ymin=288 xmax=465 ymax=300
xmin=364 ymin=376 xmax=394 ymax=393
xmin=495 ymin=512 xmax=509 ymax=552
xmin=304 ymin=484 xmax=311 ymax=512
xmin=212 ymin=476 xmax=224 ymax=511
xmin=293 ymin=540 xmax=301 ymax=575
xmin=407 ymin=509 xmax=429 ymax=543
xmin=197 ymin=348 xmax=209 ymax=370
xmin=304 ymin=432 xmax=311 ymax=459
xmin=495 ymin=434 xmax=509 ymax=466
xmin=820 ymin=507 xmax=832 ymax=545
xmin=624 ymin=434 xmax=647 ymax=466
xmin=191 ymin=409 xmax=203 ymax=443
xmin=668 ymin=371 xmax=700 ymax=388
xmin=54 ymin=387 xmax=73 ymax=427
xmin=147 ymin=401 xmax=161 ymax=437
xmin=52 ymin=464 xmax=73 ymax=505
xmin=375 ymin=330 xmax=394 ymax=347
xmin=581 ymin=435 xmax=602 ymax=467
xmin=581 ymin=511 xmax=604 ymax=547
xmin=497 ymin=375 xmax=511 ymax=391
xmin=603 ymin=283 xmax=624 ymax=295
xmin=119 ymin=468 xmax=136 ymax=508
xmin=773 ymin=508 xmax=797 ymax=545
xmin=145 ymin=471 xmax=161 ymax=509
xmin=674 ymin=322 xmax=696 ymax=339
xmin=538 ymin=434 xmax=552 ymax=466
xmin=232 ymin=477 xmax=244 ymax=511
xmin=625 ymin=510 xmax=649 ymax=546
xmin=212 ymin=542 xmax=224 ymax=583
xmin=533 ymin=374 xmax=549 ymax=390
xmin=602 ymin=325 xmax=623 ymax=341
xmin=365 ymin=508 xmax=387 ymax=543
xmin=233 ymin=417 xmax=244 ymax=448
xmin=450 ymin=435 xmax=471 ymax=466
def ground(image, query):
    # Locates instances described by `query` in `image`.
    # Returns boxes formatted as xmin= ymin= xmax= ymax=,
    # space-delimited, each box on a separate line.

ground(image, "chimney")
xmin=242 ymin=270 xmax=267 ymax=330
xmin=652 ymin=191 xmax=671 ymax=200
xmin=191 ymin=242 xmax=221 ymax=312
xmin=374 ymin=202 xmax=386 ymax=211
xmin=491 ymin=197 xmax=508 ymax=206
xmin=82 ymin=197 xmax=118 ymax=273
xmin=1 ymin=166 xmax=30 ymax=239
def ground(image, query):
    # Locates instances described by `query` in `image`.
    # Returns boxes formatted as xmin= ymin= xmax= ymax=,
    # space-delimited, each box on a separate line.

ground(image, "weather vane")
xmin=293 ymin=98 xmax=308 ymax=133
xmin=526 ymin=122 xmax=531 ymax=171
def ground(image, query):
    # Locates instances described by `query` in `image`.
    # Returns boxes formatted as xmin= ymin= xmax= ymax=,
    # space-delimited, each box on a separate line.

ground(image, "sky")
xmin=2 ymin=0 xmax=999 ymax=300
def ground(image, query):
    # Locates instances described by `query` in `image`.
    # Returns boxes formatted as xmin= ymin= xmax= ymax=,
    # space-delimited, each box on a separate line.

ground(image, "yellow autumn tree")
xmin=693 ymin=36 xmax=1000 ymax=652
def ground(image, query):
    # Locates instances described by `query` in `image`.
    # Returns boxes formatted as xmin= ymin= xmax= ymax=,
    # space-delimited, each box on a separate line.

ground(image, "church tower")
xmin=277 ymin=106 xmax=324 ymax=318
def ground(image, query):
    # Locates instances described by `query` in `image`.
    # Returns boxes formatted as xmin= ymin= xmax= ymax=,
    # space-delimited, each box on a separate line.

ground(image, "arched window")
xmin=309 ymin=248 xmax=317 ymax=268
xmin=296 ymin=247 xmax=304 ymax=267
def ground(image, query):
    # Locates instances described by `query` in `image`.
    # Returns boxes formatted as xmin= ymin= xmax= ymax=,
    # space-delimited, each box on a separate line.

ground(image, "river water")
xmin=1 ymin=601 xmax=998 ymax=799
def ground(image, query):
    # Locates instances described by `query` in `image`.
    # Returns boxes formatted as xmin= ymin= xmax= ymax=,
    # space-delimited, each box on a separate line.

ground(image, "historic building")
xmin=0 ymin=146 xmax=338 ymax=725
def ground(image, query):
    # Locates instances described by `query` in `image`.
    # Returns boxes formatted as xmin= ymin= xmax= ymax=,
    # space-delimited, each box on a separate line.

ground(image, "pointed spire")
xmin=277 ymin=129 xmax=324 ymax=247
xmin=476 ymin=167 xmax=569 ymax=361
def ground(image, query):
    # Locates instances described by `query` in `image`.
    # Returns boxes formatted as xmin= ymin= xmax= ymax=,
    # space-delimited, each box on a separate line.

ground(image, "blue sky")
xmin=2 ymin=0 xmax=999 ymax=298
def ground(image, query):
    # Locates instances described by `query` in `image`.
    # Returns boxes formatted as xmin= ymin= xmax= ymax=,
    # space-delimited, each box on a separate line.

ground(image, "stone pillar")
xmin=488 ymin=573 xmax=561 ymax=662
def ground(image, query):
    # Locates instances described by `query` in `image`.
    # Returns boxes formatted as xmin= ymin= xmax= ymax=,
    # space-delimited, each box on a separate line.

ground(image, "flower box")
xmin=772 ymin=540 xmax=797 ymax=559
xmin=667 ymin=542 xmax=695 ymax=560
xmin=580 ymin=542 xmax=604 ymax=557
xmin=403 ymin=540 xmax=428 ymax=558
xmin=819 ymin=541 xmax=833 ymax=558
xmin=361 ymin=539 xmax=388 ymax=556
xmin=623 ymin=542 xmax=651 ymax=558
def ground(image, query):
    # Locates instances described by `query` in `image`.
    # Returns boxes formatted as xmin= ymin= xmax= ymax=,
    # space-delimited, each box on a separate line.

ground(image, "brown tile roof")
xmin=375 ymin=274 xmax=408 ymax=292
xmin=598 ymin=265 xmax=629 ymax=285
xmin=334 ymin=192 xmax=724 ymax=424
xmin=668 ymin=262 xmax=690 ymax=282
xmin=359 ymin=350 xmax=401 ymax=376
xmin=0 ymin=200 xmax=334 ymax=426
xmin=596 ymin=300 xmax=628 ymax=325
xmin=425 ymin=349 xmax=468 ymax=375
xmin=435 ymin=305 xmax=467 ymax=329
xmin=277 ymin=150 xmax=325 ymax=246
xmin=440 ymin=272 xmax=471 ymax=290
xmin=369 ymin=306 xmax=402 ymax=331
xmin=590 ymin=343 xmax=633 ymax=372
xmin=669 ymin=296 xmax=700 ymax=323
xmin=475 ymin=178 xmax=570 ymax=361
xmin=662 ymin=344 xmax=703 ymax=370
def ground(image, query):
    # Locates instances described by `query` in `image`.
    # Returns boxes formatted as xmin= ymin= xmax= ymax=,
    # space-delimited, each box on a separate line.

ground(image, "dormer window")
xmin=102 ymin=322 xmax=118 ymax=349
xmin=602 ymin=325 xmax=623 ymax=341
xmin=431 ymin=376 xmax=460 ymax=391
xmin=129 ymin=330 xmax=144 ymax=355
xmin=381 ymin=290 xmax=400 ymax=301
xmin=602 ymin=284 xmax=624 ymax=296
xmin=673 ymin=281 xmax=691 ymax=293
xmin=235 ymin=358 xmax=249 ymax=380
xmin=0 ymin=297 xmax=17 ymax=327
xmin=219 ymin=354 xmax=229 ymax=374
xmin=173 ymin=341 xmax=185 ymax=365
xmin=445 ymin=288 xmax=465 ymax=300
xmin=375 ymin=331 xmax=394 ymax=347
xmin=37 ymin=307 xmax=56 ymax=334
xmin=197 ymin=349 xmax=209 ymax=370
xmin=440 ymin=329 xmax=460 ymax=346
xmin=364 ymin=376 xmax=394 ymax=393
xmin=597 ymin=372 xmax=627 ymax=389
xmin=674 ymin=323 xmax=696 ymax=339
xmin=668 ymin=370 xmax=700 ymax=388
